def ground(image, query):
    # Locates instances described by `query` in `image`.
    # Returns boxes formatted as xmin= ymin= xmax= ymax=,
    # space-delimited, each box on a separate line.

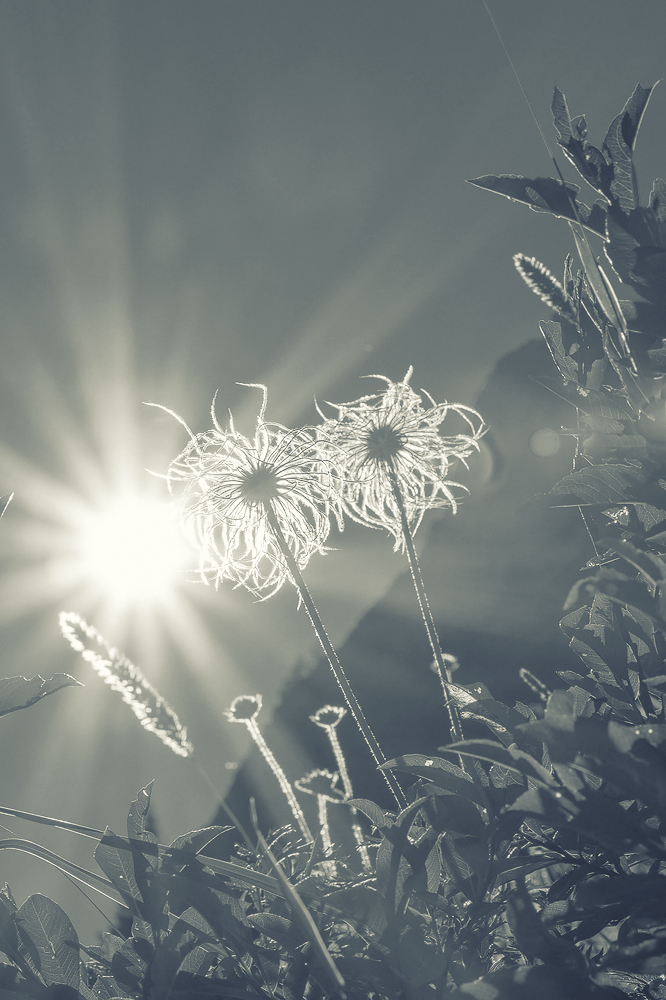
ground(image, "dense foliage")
xmin=2 ymin=83 xmax=666 ymax=1000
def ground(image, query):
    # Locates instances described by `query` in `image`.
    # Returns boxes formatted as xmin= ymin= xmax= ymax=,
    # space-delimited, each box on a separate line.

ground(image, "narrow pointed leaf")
xmin=467 ymin=174 xmax=607 ymax=235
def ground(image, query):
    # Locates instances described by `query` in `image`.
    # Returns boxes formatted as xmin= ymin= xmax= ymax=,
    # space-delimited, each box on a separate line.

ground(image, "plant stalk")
xmin=389 ymin=472 xmax=464 ymax=742
xmin=265 ymin=504 xmax=407 ymax=810
xmin=245 ymin=716 xmax=313 ymax=842
xmin=323 ymin=723 xmax=372 ymax=870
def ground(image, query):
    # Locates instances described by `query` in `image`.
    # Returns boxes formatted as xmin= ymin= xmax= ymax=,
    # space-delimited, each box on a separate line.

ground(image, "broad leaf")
xmin=126 ymin=785 xmax=167 ymax=940
xmin=380 ymin=754 xmax=485 ymax=805
xmin=460 ymin=960 xmax=625 ymax=998
xmin=467 ymin=174 xmax=607 ymax=235
xmin=346 ymin=799 xmax=392 ymax=832
xmin=94 ymin=827 xmax=144 ymax=918
xmin=440 ymin=739 xmax=556 ymax=788
xmin=546 ymin=463 xmax=649 ymax=506
xmin=0 ymin=674 xmax=81 ymax=719
xmin=15 ymin=895 xmax=80 ymax=988
xmin=539 ymin=319 xmax=580 ymax=382
xmin=603 ymin=84 xmax=655 ymax=213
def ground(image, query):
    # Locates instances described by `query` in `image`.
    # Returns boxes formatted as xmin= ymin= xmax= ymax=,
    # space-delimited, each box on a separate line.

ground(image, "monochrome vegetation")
xmin=2 ymin=83 xmax=666 ymax=1000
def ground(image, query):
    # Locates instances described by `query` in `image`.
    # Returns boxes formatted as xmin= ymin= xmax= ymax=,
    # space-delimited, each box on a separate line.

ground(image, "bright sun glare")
xmin=76 ymin=495 xmax=191 ymax=604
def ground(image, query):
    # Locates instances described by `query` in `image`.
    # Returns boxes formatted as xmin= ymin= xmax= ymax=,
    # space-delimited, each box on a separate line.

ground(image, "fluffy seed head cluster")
xmin=59 ymin=612 xmax=193 ymax=757
xmin=164 ymin=386 xmax=340 ymax=598
xmin=317 ymin=368 xmax=485 ymax=550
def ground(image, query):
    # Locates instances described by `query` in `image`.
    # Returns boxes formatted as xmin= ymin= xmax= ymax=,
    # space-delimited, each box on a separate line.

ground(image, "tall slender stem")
xmin=265 ymin=504 xmax=407 ymax=811
xmin=389 ymin=472 xmax=464 ymax=743
xmin=324 ymin=725 xmax=372 ymax=870
xmin=246 ymin=717 xmax=312 ymax=841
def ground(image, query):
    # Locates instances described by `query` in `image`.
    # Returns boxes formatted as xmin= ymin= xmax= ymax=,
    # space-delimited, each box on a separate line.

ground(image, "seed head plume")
xmin=59 ymin=612 xmax=193 ymax=758
xmin=513 ymin=253 xmax=575 ymax=319
xmin=160 ymin=386 xmax=340 ymax=599
xmin=317 ymin=368 xmax=485 ymax=551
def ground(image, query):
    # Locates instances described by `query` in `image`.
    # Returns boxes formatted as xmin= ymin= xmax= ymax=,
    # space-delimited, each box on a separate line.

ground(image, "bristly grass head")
xmin=161 ymin=385 xmax=341 ymax=599
xmin=317 ymin=368 xmax=485 ymax=550
xmin=59 ymin=611 xmax=193 ymax=757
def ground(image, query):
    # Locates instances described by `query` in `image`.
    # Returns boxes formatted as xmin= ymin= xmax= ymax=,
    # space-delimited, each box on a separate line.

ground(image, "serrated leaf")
xmin=548 ymin=463 xmax=648 ymax=506
xmin=246 ymin=913 xmax=296 ymax=952
xmin=539 ymin=320 xmax=580 ymax=383
xmin=125 ymin=786 xmax=167 ymax=940
xmin=94 ymin=828 xmax=143 ymax=915
xmin=380 ymin=755 xmax=485 ymax=805
xmin=467 ymin=173 xmax=607 ymax=236
xmin=552 ymin=88 xmax=614 ymax=199
xmin=600 ymin=536 xmax=666 ymax=587
xmin=552 ymin=86 xmax=573 ymax=143
xmin=439 ymin=739 xmax=556 ymax=788
xmin=0 ymin=675 xmax=81 ymax=719
xmin=165 ymin=827 xmax=231 ymax=873
xmin=346 ymin=799 xmax=392 ymax=831
xmin=650 ymin=177 xmax=666 ymax=224
xmin=110 ymin=935 xmax=153 ymax=992
xmin=127 ymin=783 xmax=155 ymax=847
xmin=15 ymin=895 xmax=80 ymax=988
xmin=603 ymin=84 xmax=655 ymax=213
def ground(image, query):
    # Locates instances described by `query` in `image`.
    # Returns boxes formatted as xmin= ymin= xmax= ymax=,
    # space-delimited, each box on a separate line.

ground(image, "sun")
xmin=75 ymin=494 xmax=192 ymax=605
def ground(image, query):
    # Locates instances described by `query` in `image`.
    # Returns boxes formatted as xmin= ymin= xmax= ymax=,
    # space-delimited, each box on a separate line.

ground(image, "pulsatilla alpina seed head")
xmin=317 ymin=368 xmax=485 ymax=550
xmin=164 ymin=385 xmax=342 ymax=598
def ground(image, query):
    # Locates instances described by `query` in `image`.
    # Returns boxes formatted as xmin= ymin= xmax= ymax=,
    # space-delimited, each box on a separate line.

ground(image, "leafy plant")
xmin=4 ymin=83 xmax=666 ymax=1000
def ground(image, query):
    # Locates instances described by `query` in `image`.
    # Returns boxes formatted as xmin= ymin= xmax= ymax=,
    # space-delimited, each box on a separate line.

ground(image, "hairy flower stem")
xmin=389 ymin=472 xmax=464 ymax=743
xmin=244 ymin=715 xmax=312 ymax=841
xmin=316 ymin=796 xmax=335 ymax=876
xmin=324 ymin=725 xmax=371 ymax=870
xmin=265 ymin=504 xmax=407 ymax=811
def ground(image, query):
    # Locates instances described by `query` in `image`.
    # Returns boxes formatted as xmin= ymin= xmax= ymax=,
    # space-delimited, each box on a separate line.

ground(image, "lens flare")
xmin=76 ymin=495 xmax=191 ymax=604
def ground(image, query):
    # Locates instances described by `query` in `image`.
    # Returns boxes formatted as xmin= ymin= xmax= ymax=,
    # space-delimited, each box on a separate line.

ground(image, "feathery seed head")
xmin=226 ymin=693 xmax=262 ymax=722
xmin=310 ymin=705 xmax=347 ymax=729
xmin=59 ymin=611 xmax=193 ymax=757
xmin=317 ymin=368 xmax=485 ymax=550
xmin=164 ymin=385 xmax=341 ymax=598
xmin=513 ymin=253 xmax=574 ymax=318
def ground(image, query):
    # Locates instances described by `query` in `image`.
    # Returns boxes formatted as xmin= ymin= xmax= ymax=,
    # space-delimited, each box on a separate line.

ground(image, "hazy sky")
xmin=0 ymin=0 xmax=664 ymax=941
